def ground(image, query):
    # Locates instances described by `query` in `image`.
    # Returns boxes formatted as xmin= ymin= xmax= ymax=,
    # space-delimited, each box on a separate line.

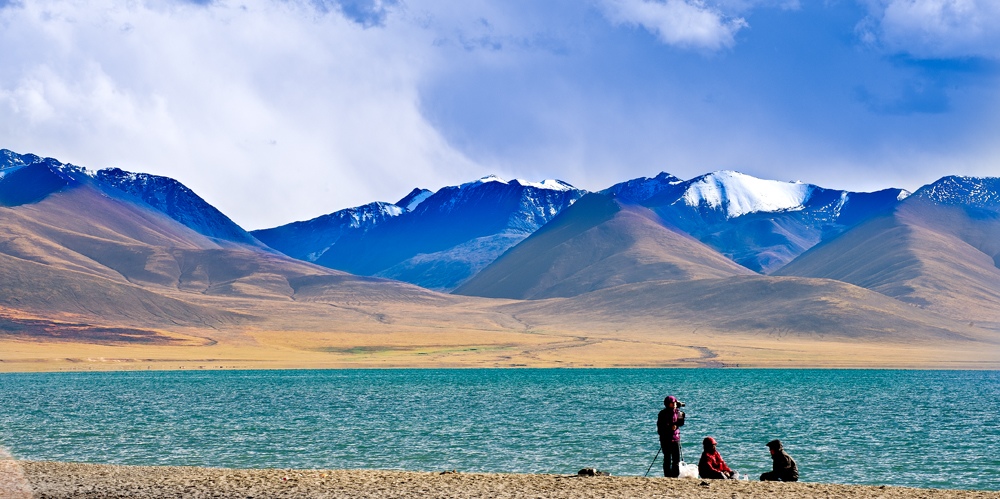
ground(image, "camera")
xmin=677 ymin=401 xmax=686 ymax=407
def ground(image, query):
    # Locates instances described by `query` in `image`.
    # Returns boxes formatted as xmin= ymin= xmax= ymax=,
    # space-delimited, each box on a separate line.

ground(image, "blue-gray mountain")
xmin=601 ymin=170 xmax=908 ymax=273
xmin=776 ymin=175 xmax=1000 ymax=327
xmin=911 ymin=175 xmax=1000 ymax=211
xmin=254 ymin=176 xmax=586 ymax=291
xmin=0 ymin=149 xmax=260 ymax=247
xmin=252 ymin=202 xmax=405 ymax=262
xmin=96 ymin=168 xmax=261 ymax=246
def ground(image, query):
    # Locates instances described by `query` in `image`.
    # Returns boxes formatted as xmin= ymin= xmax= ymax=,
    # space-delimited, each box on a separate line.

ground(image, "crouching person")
xmin=760 ymin=439 xmax=798 ymax=482
xmin=698 ymin=437 xmax=736 ymax=479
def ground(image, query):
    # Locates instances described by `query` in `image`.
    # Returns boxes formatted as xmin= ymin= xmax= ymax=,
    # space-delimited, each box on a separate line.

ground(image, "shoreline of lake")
xmin=7 ymin=461 xmax=999 ymax=499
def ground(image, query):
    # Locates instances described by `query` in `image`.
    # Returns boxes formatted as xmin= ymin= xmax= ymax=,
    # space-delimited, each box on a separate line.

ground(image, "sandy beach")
xmin=2 ymin=461 xmax=996 ymax=499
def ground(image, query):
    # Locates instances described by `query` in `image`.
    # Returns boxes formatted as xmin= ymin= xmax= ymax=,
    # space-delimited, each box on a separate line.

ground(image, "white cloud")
xmin=861 ymin=0 xmax=1000 ymax=58
xmin=599 ymin=0 xmax=748 ymax=51
xmin=0 ymin=0 xmax=481 ymax=229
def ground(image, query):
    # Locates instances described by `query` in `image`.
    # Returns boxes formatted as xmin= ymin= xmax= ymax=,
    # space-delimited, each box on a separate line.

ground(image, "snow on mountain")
xmin=460 ymin=175 xmax=575 ymax=192
xmin=0 ymin=149 xmax=262 ymax=247
xmin=251 ymin=201 xmax=404 ymax=261
xmin=603 ymin=170 xmax=816 ymax=219
xmin=0 ymin=149 xmax=42 ymax=175
xmin=2 ymin=147 xmax=936 ymax=286
xmin=94 ymin=168 xmax=260 ymax=245
xmin=396 ymin=188 xmax=433 ymax=212
xmin=422 ymin=175 xmax=583 ymax=220
xmin=602 ymin=172 xmax=683 ymax=203
xmin=0 ymin=154 xmax=93 ymax=206
xmin=913 ymin=176 xmax=1000 ymax=211
xmin=601 ymin=170 xmax=907 ymax=273
xmin=336 ymin=202 xmax=403 ymax=227
xmin=511 ymin=178 xmax=576 ymax=191
xmin=681 ymin=171 xmax=813 ymax=219
xmin=304 ymin=175 xmax=586 ymax=290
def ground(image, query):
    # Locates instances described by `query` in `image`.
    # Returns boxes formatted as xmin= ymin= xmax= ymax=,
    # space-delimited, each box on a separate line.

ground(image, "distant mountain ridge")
xmin=0 ymin=149 xmax=261 ymax=248
xmin=0 ymin=148 xmax=443 ymax=331
xmin=254 ymin=168 xmax=918 ymax=288
xmin=255 ymin=175 xmax=586 ymax=291
xmin=96 ymin=168 xmax=261 ymax=246
xmin=252 ymin=201 xmax=405 ymax=262
xmin=0 ymin=149 xmax=43 ymax=170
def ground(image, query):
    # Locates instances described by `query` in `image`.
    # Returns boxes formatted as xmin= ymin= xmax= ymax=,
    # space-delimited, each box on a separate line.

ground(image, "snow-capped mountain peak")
xmin=680 ymin=170 xmax=813 ymax=219
xmin=459 ymin=175 xmax=576 ymax=192
xmin=462 ymin=175 xmax=506 ymax=189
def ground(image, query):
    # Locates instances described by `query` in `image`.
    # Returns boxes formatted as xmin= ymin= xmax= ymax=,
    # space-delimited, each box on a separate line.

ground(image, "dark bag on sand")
xmin=578 ymin=468 xmax=610 ymax=476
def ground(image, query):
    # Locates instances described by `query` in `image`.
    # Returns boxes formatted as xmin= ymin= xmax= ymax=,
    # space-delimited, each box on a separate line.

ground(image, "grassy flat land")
xmin=3 ymin=289 xmax=998 ymax=371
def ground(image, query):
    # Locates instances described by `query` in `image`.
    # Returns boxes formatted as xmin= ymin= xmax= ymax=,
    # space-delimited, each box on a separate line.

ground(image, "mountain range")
xmin=253 ymin=175 xmax=585 ymax=291
xmin=1 ymin=147 xmax=998 ymax=369
xmin=601 ymin=170 xmax=907 ymax=273
xmin=453 ymin=193 xmax=754 ymax=299
xmin=775 ymin=176 xmax=1000 ymax=328
xmin=252 ymin=170 xmax=907 ymax=290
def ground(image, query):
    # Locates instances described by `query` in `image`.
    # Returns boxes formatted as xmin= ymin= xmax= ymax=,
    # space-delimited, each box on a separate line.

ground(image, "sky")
xmin=1 ymin=0 xmax=999 ymax=230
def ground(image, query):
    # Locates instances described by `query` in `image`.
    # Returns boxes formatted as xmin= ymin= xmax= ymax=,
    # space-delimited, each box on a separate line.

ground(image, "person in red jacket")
xmin=698 ymin=436 xmax=736 ymax=479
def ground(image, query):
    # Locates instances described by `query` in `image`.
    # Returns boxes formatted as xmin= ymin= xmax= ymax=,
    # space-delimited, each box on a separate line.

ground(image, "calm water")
xmin=0 ymin=369 xmax=997 ymax=490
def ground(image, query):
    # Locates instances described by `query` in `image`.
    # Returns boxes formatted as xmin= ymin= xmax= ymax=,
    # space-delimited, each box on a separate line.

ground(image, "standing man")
xmin=760 ymin=439 xmax=798 ymax=482
xmin=656 ymin=395 xmax=685 ymax=477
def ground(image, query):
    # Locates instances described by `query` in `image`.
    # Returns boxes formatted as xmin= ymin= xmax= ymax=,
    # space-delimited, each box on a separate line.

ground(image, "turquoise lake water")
xmin=0 ymin=369 xmax=997 ymax=490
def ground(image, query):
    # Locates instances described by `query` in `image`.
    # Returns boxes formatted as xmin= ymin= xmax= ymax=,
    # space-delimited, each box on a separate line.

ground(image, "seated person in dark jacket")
xmin=698 ymin=436 xmax=736 ymax=479
xmin=760 ymin=439 xmax=798 ymax=482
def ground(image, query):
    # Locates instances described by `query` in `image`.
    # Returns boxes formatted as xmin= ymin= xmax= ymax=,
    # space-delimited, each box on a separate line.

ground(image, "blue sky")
xmin=1 ymin=0 xmax=999 ymax=229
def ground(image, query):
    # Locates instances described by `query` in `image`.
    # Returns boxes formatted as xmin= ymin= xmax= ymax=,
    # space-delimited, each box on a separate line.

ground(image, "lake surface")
xmin=0 ymin=369 xmax=997 ymax=491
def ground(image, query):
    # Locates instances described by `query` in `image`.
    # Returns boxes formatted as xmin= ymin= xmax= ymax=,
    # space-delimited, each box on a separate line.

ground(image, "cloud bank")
xmin=861 ymin=0 xmax=1000 ymax=58
xmin=599 ymin=0 xmax=748 ymax=50
xmin=0 ymin=0 xmax=477 ymax=228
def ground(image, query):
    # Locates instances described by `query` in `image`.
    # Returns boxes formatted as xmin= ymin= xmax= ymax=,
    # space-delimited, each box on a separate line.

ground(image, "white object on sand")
xmin=678 ymin=461 xmax=699 ymax=479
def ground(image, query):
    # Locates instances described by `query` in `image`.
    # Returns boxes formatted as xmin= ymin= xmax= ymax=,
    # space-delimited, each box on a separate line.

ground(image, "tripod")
xmin=643 ymin=447 xmax=660 ymax=477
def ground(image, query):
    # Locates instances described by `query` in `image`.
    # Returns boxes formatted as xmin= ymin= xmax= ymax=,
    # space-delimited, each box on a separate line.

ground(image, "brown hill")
xmin=0 ymin=184 xmax=447 ymax=328
xmin=775 ymin=197 xmax=1000 ymax=329
xmin=454 ymin=194 xmax=753 ymax=299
